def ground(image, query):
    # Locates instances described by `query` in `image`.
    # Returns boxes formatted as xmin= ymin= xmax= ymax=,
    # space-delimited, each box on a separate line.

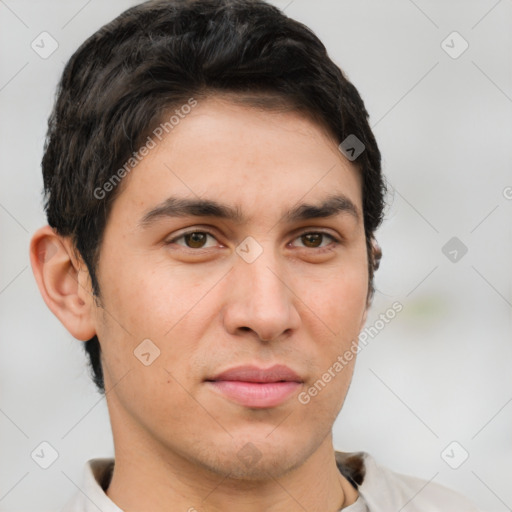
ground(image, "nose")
xmin=222 ymin=246 xmax=301 ymax=343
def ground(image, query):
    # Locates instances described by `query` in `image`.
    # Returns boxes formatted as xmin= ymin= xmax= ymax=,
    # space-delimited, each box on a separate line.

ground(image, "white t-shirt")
xmin=61 ymin=451 xmax=481 ymax=511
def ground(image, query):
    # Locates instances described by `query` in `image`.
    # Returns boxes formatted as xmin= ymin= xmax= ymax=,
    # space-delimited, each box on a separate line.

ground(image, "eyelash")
xmin=165 ymin=229 xmax=340 ymax=251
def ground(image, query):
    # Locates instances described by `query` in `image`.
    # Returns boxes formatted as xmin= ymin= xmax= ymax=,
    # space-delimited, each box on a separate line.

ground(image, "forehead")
xmin=109 ymin=96 xmax=363 ymax=225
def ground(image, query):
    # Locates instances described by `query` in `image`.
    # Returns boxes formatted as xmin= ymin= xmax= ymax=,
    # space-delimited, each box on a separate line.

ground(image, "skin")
xmin=30 ymin=96 xmax=371 ymax=511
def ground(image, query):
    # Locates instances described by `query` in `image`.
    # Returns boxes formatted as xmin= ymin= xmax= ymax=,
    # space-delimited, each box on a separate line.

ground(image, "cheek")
xmin=97 ymin=249 xmax=207 ymax=337
xmin=297 ymin=262 xmax=368 ymax=337
xmin=96 ymin=257 xmax=218 ymax=389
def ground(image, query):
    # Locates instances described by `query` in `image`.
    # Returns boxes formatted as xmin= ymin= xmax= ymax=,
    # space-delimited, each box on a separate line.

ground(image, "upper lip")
xmin=207 ymin=364 xmax=303 ymax=383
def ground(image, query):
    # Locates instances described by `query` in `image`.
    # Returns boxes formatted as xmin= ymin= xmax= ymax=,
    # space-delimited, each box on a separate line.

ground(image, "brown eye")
xmin=184 ymin=232 xmax=208 ymax=248
xmin=294 ymin=232 xmax=336 ymax=249
xmin=301 ymin=233 xmax=323 ymax=248
xmin=167 ymin=231 xmax=218 ymax=249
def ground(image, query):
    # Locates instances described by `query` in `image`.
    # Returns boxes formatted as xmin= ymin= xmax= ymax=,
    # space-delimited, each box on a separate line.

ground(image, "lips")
xmin=209 ymin=364 xmax=302 ymax=383
xmin=205 ymin=364 xmax=303 ymax=408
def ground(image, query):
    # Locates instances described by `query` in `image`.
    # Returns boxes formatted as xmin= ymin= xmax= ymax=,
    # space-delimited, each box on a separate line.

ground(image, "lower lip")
xmin=207 ymin=380 xmax=301 ymax=408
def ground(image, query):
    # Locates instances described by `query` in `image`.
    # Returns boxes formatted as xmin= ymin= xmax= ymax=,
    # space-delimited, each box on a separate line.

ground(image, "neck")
xmin=106 ymin=430 xmax=358 ymax=512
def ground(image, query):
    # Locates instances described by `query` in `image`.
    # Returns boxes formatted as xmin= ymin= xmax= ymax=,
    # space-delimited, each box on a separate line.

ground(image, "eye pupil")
xmin=302 ymin=233 xmax=322 ymax=247
xmin=186 ymin=232 xmax=207 ymax=248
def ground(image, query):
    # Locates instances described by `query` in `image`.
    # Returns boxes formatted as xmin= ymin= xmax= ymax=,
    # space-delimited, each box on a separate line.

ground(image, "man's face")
xmin=92 ymin=96 xmax=369 ymax=479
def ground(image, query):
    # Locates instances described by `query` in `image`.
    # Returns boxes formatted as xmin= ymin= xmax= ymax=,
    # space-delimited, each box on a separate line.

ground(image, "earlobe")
xmin=29 ymin=225 xmax=97 ymax=341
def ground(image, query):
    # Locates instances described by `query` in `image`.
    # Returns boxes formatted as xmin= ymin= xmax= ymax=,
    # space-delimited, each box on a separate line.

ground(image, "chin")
xmin=191 ymin=434 xmax=313 ymax=483
xmin=210 ymin=450 xmax=298 ymax=481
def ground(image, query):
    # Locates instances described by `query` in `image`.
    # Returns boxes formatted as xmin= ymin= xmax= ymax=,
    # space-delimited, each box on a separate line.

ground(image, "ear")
xmin=359 ymin=305 xmax=368 ymax=332
xmin=360 ymin=238 xmax=382 ymax=330
xmin=29 ymin=225 xmax=97 ymax=341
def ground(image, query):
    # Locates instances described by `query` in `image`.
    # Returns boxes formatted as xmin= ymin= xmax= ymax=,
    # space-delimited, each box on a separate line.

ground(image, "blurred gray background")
xmin=1 ymin=0 xmax=511 ymax=510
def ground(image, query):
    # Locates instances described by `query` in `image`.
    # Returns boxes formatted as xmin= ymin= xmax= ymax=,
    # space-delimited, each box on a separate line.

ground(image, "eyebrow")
xmin=138 ymin=194 xmax=360 ymax=228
